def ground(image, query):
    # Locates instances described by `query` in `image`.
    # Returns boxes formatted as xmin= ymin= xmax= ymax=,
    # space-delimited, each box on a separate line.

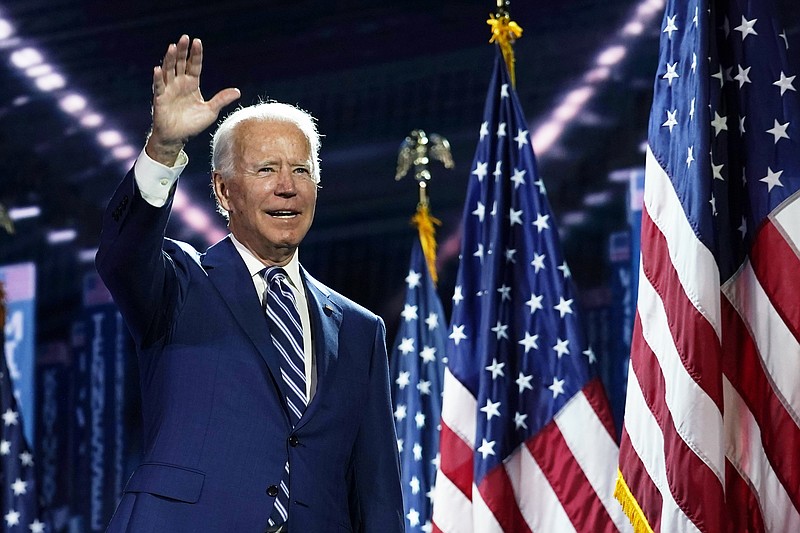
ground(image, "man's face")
xmin=213 ymin=120 xmax=317 ymax=265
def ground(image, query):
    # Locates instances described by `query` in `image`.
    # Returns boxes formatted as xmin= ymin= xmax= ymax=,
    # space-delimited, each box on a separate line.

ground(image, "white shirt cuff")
xmin=133 ymin=148 xmax=189 ymax=207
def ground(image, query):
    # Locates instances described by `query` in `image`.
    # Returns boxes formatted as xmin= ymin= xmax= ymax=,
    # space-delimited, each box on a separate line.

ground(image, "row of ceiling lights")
xmin=0 ymin=8 xmax=225 ymax=247
xmin=3 ymin=38 xmax=137 ymax=165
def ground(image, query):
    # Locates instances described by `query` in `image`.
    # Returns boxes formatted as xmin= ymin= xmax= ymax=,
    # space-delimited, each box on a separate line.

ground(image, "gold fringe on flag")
xmin=411 ymin=203 xmax=441 ymax=286
xmin=487 ymin=13 xmax=523 ymax=87
xmin=614 ymin=469 xmax=655 ymax=533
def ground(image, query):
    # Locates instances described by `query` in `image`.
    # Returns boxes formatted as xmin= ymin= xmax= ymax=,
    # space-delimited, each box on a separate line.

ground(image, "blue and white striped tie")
xmin=263 ymin=267 xmax=307 ymax=526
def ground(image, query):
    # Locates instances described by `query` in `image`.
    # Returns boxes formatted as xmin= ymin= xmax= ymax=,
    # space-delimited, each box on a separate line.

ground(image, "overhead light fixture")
xmin=10 ymin=46 xmax=42 ymax=68
xmin=0 ymin=18 xmax=14 ymax=40
xmin=59 ymin=93 xmax=87 ymax=114
xmin=596 ymin=45 xmax=627 ymax=67
xmin=622 ymin=21 xmax=645 ymax=36
xmin=8 ymin=206 xmax=41 ymax=220
xmin=34 ymin=72 xmax=65 ymax=91
xmin=24 ymin=63 xmax=52 ymax=77
xmin=97 ymin=129 xmax=123 ymax=147
xmin=553 ymin=86 xmax=595 ymax=122
xmin=80 ymin=113 xmax=103 ymax=127
xmin=46 ymin=228 xmax=77 ymax=244
xmin=112 ymin=145 xmax=136 ymax=160
xmin=584 ymin=67 xmax=611 ymax=83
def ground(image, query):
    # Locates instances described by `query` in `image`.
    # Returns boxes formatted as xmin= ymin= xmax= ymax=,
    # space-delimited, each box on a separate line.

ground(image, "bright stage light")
xmin=80 ymin=113 xmax=104 ymax=127
xmin=59 ymin=93 xmax=87 ymax=114
xmin=98 ymin=129 xmax=123 ymax=147
xmin=35 ymin=72 xmax=66 ymax=91
xmin=112 ymin=145 xmax=136 ymax=160
xmin=10 ymin=47 xmax=42 ymax=68
xmin=0 ymin=18 xmax=14 ymax=40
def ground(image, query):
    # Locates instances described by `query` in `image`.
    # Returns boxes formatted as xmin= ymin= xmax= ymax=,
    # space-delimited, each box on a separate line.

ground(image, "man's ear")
xmin=212 ymin=171 xmax=231 ymax=211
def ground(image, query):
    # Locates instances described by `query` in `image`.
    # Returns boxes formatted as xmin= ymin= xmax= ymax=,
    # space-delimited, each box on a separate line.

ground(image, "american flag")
xmin=432 ymin=49 xmax=628 ymax=533
xmin=390 ymin=238 xmax=447 ymax=532
xmin=1 ymin=285 xmax=45 ymax=532
xmin=615 ymin=0 xmax=800 ymax=531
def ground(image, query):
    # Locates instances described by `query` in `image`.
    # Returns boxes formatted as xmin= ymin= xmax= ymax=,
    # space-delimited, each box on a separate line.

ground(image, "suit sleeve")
xmin=95 ymin=168 xmax=181 ymax=348
xmin=350 ymin=316 xmax=405 ymax=532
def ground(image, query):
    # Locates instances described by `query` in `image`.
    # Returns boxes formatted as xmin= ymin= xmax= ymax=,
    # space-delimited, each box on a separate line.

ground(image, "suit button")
xmin=288 ymin=435 xmax=299 ymax=447
xmin=266 ymin=485 xmax=279 ymax=497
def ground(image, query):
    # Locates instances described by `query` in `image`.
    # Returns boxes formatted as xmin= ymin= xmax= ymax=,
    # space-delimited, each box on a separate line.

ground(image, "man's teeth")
xmin=271 ymin=211 xmax=296 ymax=217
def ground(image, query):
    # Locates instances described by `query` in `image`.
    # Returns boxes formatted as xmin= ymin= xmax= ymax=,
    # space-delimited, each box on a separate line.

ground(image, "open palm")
xmin=147 ymin=35 xmax=240 ymax=165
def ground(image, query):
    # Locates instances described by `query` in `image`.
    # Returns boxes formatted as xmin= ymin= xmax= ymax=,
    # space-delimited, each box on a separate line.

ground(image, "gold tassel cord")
xmin=614 ymin=469 xmax=655 ymax=533
xmin=411 ymin=204 xmax=441 ymax=286
xmin=487 ymin=14 xmax=523 ymax=87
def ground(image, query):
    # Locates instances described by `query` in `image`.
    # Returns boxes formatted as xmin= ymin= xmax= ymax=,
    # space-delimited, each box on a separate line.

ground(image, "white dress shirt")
xmin=133 ymin=149 xmax=317 ymax=400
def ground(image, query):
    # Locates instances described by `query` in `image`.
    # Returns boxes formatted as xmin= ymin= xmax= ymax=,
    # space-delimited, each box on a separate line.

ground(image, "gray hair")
xmin=210 ymin=101 xmax=321 ymax=217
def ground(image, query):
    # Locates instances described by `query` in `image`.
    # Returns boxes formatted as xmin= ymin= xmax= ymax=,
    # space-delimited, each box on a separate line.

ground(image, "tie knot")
xmin=263 ymin=266 xmax=288 ymax=286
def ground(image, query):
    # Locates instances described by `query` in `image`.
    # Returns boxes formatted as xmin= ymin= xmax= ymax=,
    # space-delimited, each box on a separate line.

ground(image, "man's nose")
xmin=273 ymin=168 xmax=297 ymax=196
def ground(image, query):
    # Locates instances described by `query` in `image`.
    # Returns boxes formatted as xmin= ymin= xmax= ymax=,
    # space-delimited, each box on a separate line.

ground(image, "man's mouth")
xmin=267 ymin=210 xmax=299 ymax=219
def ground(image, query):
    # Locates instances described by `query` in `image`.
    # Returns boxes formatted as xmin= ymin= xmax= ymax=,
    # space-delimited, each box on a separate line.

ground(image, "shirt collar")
xmin=229 ymin=234 xmax=302 ymax=289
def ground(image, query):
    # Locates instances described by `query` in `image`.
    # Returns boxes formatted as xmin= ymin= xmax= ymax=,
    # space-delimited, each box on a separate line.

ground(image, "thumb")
xmin=208 ymin=87 xmax=241 ymax=114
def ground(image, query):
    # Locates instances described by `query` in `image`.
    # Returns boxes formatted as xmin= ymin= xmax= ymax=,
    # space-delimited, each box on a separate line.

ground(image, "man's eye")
xmin=258 ymin=167 xmax=275 ymax=173
xmin=293 ymin=167 xmax=310 ymax=174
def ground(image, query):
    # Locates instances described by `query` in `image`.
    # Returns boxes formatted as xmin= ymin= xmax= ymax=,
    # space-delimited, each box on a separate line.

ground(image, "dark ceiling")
xmin=0 ymin=0 xmax=673 ymax=340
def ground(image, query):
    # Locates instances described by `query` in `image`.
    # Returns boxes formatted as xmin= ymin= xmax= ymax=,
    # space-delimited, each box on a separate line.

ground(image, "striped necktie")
xmin=263 ymin=267 xmax=307 ymax=526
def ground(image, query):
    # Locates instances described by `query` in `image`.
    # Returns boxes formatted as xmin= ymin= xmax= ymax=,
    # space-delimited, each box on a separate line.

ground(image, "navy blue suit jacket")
xmin=96 ymin=170 xmax=404 ymax=532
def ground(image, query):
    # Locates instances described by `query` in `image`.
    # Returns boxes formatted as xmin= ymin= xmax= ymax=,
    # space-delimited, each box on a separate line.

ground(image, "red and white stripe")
xmin=617 ymin=147 xmax=800 ymax=531
xmin=433 ymin=369 xmax=630 ymax=532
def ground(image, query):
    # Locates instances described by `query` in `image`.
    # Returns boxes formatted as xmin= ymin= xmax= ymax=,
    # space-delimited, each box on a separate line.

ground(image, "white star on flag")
xmin=773 ymin=71 xmax=796 ymax=95
xmin=405 ymin=270 xmax=421 ymax=288
xmin=419 ymin=346 xmax=437 ymax=364
xmin=398 ymin=337 xmax=415 ymax=354
xmin=518 ymin=332 xmax=539 ymax=353
xmin=554 ymin=297 xmax=574 ymax=318
xmin=401 ymin=304 xmax=418 ymax=322
xmin=533 ymin=213 xmax=550 ymax=233
xmin=480 ymin=398 xmax=501 ymax=420
xmin=425 ymin=313 xmax=439 ymax=330
xmin=734 ymin=15 xmax=758 ymax=40
xmin=477 ymin=439 xmax=496 ymax=459
xmin=663 ymin=61 xmax=680 ymax=84
xmin=485 ymin=358 xmax=505 ymax=379
xmin=2 ymin=409 xmax=19 ymax=426
xmin=516 ymin=372 xmax=534 ymax=393
xmin=760 ymin=166 xmax=784 ymax=191
xmin=548 ymin=377 xmax=566 ymax=399
xmin=766 ymin=120 xmax=790 ymax=143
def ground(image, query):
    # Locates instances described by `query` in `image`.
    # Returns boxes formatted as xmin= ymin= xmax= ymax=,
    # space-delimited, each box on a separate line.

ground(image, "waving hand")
xmin=145 ymin=35 xmax=240 ymax=166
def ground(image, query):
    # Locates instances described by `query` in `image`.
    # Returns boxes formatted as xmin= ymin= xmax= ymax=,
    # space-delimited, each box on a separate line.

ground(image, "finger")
xmin=186 ymin=38 xmax=203 ymax=78
xmin=175 ymin=34 xmax=190 ymax=76
xmin=163 ymin=42 xmax=177 ymax=84
xmin=208 ymin=88 xmax=241 ymax=115
xmin=153 ymin=66 xmax=165 ymax=97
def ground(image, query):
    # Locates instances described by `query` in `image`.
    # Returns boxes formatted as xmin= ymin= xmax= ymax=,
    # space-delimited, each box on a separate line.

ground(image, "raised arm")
xmin=145 ymin=34 xmax=240 ymax=166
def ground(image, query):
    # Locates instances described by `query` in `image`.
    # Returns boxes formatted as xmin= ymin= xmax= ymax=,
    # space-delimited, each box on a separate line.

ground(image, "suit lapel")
xmin=201 ymin=242 xmax=340 ymax=427
xmin=298 ymin=267 xmax=342 ymax=426
xmin=201 ymin=238 xmax=287 ymax=403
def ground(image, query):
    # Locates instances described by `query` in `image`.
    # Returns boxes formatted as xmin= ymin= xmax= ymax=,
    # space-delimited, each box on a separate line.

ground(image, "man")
xmin=96 ymin=34 xmax=404 ymax=532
